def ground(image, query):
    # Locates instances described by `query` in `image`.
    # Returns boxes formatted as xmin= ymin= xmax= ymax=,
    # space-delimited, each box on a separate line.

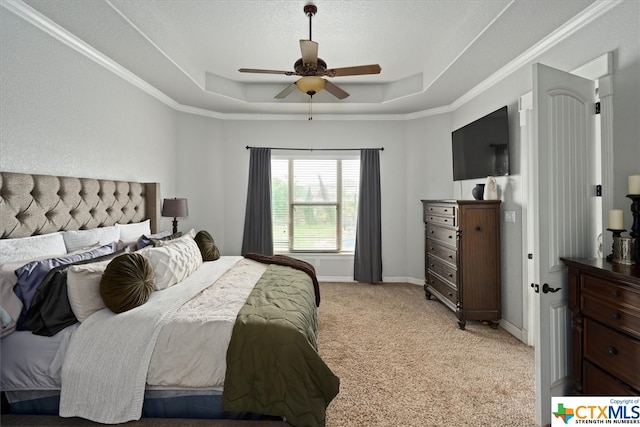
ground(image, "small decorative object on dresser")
xmin=471 ymin=184 xmax=485 ymax=200
xmin=421 ymin=200 xmax=501 ymax=329
xmin=483 ymin=176 xmax=498 ymax=200
xmin=562 ymin=258 xmax=640 ymax=395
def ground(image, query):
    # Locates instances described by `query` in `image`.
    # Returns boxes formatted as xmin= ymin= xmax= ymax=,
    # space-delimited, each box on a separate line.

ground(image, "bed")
xmin=0 ymin=171 xmax=339 ymax=426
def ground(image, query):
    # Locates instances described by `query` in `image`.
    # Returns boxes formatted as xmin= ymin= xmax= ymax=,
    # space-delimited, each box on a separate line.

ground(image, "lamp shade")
xmin=162 ymin=198 xmax=188 ymax=218
xmin=296 ymin=76 xmax=325 ymax=95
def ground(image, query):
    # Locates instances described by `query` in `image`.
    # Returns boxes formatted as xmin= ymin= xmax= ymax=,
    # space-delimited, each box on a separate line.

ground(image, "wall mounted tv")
xmin=451 ymin=105 xmax=510 ymax=181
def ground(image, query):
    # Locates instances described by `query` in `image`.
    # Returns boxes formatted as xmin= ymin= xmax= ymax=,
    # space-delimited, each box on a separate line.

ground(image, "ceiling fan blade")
xmin=323 ymin=80 xmax=349 ymax=99
xmin=300 ymin=40 xmax=318 ymax=66
xmin=325 ymin=64 xmax=381 ymax=77
xmin=274 ymin=83 xmax=298 ymax=99
xmin=239 ymin=68 xmax=295 ymax=76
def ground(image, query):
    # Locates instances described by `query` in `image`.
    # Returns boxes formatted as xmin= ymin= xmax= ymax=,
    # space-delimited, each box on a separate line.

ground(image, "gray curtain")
xmin=354 ymin=149 xmax=382 ymax=282
xmin=241 ymin=147 xmax=273 ymax=255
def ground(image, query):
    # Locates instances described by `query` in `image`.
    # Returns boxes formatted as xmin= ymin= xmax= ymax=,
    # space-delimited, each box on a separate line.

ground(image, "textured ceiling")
xmin=17 ymin=0 xmax=602 ymax=116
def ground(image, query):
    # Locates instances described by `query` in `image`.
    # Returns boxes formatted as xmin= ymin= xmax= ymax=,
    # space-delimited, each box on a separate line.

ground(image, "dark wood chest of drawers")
xmin=562 ymin=258 xmax=640 ymax=395
xmin=421 ymin=200 xmax=501 ymax=329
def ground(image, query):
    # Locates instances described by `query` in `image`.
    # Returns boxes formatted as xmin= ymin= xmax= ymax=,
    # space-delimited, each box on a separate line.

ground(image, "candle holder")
xmin=606 ymin=228 xmax=625 ymax=262
xmin=627 ymin=194 xmax=640 ymax=263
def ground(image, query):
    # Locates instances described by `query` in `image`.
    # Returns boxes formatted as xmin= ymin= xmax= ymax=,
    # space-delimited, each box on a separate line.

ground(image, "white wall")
xmin=0 ymin=8 xmax=177 ymax=233
xmin=174 ymin=112 xmax=226 ymax=246
xmin=405 ymin=113 xmax=454 ymax=283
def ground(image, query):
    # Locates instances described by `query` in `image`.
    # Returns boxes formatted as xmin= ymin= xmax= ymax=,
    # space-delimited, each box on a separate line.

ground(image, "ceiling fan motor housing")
xmin=294 ymin=58 xmax=327 ymax=76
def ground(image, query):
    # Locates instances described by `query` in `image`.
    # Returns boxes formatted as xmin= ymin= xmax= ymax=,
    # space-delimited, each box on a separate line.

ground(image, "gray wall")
xmin=0 ymin=7 xmax=177 ymax=231
xmin=1 ymin=1 xmax=638 ymax=340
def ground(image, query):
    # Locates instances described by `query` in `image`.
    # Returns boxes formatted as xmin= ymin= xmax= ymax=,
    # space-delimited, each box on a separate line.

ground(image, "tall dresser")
xmin=421 ymin=200 xmax=501 ymax=329
xmin=562 ymin=258 xmax=640 ymax=395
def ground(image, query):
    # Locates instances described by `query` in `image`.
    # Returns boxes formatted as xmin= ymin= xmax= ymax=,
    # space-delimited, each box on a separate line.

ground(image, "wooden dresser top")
xmin=562 ymin=257 xmax=640 ymax=287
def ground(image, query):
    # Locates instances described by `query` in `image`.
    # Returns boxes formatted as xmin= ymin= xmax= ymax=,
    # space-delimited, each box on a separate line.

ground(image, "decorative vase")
xmin=483 ymin=176 xmax=498 ymax=200
xmin=472 ymin=184 xmax=485 ymax=200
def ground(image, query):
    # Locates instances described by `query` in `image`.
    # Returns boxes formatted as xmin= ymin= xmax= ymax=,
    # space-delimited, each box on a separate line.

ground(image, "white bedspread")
xmin=147 ymin=258 xmax=267 ymax=388
xmin=59 ymin=256 xmax=259 ymax=424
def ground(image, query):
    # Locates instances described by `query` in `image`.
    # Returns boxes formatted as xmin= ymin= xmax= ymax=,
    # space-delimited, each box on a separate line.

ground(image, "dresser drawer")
xmin=425 ymin=214 xmax=456 ymax=227
xmin=427 ymin=255 xmax=457 ymax=287
xmin=426 ymin=224 xmax=457 ymax=247
xmin=584 ymin=361 xmax=638 ymax=396
xmin=427 ymin=273 xmax=457 ymax=307
xmin=582 ymin=294 xmax=640 ymax=339
xmin=427 ymin=240 xmax=457 ymax=266
xmin=423 ymin=204 xmax=456 ymax=220
xmin=582 ymin=274 xmax=640 ymax=310
xmin=584 ymin=319 xmax=640 ymax=390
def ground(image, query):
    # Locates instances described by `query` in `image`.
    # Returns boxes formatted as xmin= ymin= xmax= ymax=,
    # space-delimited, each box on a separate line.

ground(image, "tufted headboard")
xmin=0 ymin=172 xmax=161 ymax=239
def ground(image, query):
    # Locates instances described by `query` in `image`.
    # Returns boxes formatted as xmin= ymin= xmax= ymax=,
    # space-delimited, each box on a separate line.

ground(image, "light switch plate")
xmin=504 ymin=211 xmax=516 ymax=223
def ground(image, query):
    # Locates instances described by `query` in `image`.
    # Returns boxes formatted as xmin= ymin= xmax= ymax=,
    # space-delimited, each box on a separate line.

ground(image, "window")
xmin=272 ymin=156 xmax=360 ymax=253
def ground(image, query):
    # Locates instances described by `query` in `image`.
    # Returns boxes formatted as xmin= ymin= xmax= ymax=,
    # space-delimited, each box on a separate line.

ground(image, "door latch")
xmin=531 ymin=283 xmax=561 ymax=294
xmin=542 ymin=283 xmax=561 ymax=293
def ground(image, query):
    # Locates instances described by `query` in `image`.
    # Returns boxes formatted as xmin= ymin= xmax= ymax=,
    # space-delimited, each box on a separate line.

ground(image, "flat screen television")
xmin=451 ymin=105 xmax=510 ymax=181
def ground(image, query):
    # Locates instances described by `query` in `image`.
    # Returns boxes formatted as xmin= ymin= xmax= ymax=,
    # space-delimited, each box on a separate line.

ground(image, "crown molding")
xmin=1 ymin=0 xmax=624 ymax=121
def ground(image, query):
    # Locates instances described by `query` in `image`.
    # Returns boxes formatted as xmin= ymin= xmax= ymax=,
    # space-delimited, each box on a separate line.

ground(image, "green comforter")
xmin=222 ymin=264 xmax=340 ymax=427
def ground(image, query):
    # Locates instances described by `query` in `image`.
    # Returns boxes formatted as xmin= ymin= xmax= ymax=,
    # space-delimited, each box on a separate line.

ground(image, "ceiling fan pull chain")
xmin=308 ymin=95 xmax=313 ymax=120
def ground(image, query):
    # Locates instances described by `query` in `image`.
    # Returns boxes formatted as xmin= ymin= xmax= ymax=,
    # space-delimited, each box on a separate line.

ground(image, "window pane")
xmin=271 ymin=156 xmax=360 ymax=253
xmin=293 ymin=204 xmax=338 ymax=251
xmin=292 ymin=160 xmax=337 ymax=203
xmin=271 ymin=159 xmax=289 ymax=252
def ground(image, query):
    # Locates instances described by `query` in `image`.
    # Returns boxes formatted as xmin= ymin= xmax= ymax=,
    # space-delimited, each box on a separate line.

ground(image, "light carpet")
xmin=318 ymin=281 xmax=536 ymax=427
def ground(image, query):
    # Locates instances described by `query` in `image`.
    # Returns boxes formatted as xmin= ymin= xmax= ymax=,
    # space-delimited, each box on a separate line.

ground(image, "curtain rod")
xmin=245 ymin=146 xmax=384 ymax=152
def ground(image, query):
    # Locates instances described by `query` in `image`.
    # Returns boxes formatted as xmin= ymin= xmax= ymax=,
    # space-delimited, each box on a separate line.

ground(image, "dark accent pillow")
xmin=194 ymin=230 xmax=220 ymax=261
xmin=100 ymin=253 xmax=154 ymax=314
xmin=137 ymin=230 xmax=179 ymax=250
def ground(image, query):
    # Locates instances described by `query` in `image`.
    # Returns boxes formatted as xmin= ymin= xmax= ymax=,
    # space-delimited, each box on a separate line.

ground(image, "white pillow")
xmin=116 ymin=220 xmax=151 ymax=246
xmin=67 ymin=260 xmax=110 ymax=322
xmin=0 ymin=232 xmax=67 ymax=264
xmin=62 ymin=226 xmax=119 ymax=253
xmin=140 ymin=235 xmax=202 ymax=290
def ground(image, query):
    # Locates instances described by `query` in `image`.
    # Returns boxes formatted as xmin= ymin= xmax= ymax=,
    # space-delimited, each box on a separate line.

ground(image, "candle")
xmin=608 ymin=209 xmax=624 ymax=230
xmin=629 ymin=174 xmax=640 ymax=195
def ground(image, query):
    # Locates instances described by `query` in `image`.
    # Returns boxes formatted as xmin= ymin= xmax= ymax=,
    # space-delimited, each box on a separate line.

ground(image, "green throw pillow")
xmin=100 ymin=253 xmax=154 ymax=314
xmin=195 ymin=230 xmax=220 ymax=261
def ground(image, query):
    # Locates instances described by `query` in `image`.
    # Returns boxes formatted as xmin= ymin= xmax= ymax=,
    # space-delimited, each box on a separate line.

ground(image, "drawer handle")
xmin=448 ymin=255 xmax=453 ymax=259
xmin=448 ymin=292 xmax=453 ymax=297
xmin=475 ymin=226 xmax=482 ymax=231
xmin=448 ymin=273 xmax=453 ymax=278
xmin=610 ymin=312 xmax=621 ymax=320
xmin=430 ymin=264 xmax=435 ymax=268
xmin=448 ymin=235 xmax=453 ymax=239
xmin=607 ymin=347 xmax=618 ymax=356
xmin=610 ymin=290 xmax=620 ymax=297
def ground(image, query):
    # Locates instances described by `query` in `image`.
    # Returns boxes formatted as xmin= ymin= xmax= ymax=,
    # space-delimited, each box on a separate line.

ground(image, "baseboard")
xmin=499 ymin=318 xmax=529 ymax=345
xmin=317 ymin=276 xmax=354 ymax=282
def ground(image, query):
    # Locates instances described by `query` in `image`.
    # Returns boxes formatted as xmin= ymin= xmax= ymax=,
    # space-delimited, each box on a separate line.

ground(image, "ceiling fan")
xmin=238 ymin=4 xmax=381 ymax=100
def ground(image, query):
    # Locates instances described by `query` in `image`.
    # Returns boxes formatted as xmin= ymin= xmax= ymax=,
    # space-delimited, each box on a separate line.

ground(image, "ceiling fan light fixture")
xmin=296 ymin=76 xmax=325 ymax=95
